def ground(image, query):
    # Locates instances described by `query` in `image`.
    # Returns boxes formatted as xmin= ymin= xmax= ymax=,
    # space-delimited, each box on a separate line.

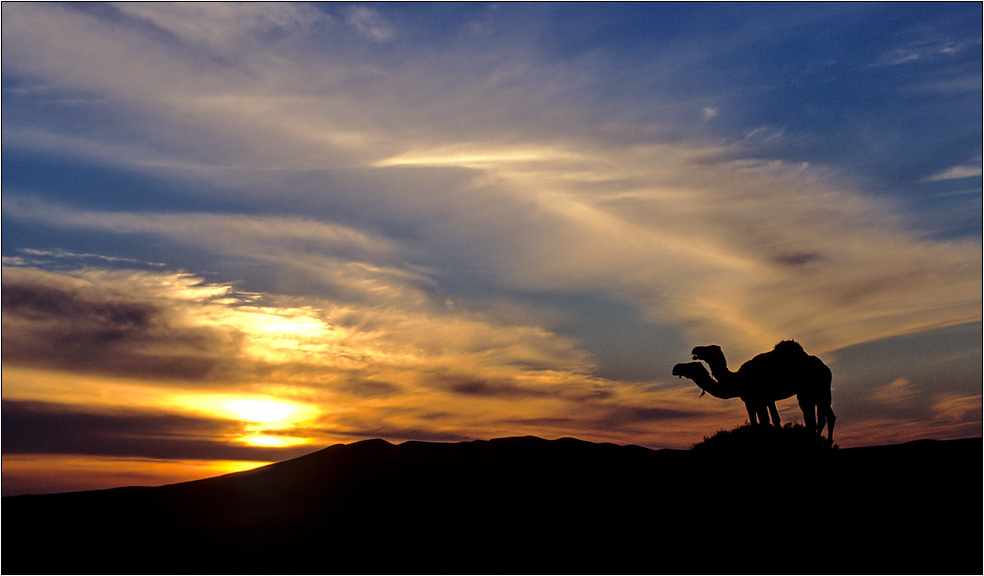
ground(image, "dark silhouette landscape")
xmin=3 ymin=429 xmax=980 ymax=575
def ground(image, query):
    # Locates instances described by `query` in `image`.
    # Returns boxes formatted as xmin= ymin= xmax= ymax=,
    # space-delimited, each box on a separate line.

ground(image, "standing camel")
xmin=673 ymin=340 xmax=836 ymax=442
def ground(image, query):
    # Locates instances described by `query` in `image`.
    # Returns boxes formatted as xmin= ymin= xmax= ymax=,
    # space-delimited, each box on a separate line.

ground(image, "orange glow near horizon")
xmin=1 ymin=454 xmax=270 ymax=496
xmin=238 ymin=433 xmax=313 ymax=448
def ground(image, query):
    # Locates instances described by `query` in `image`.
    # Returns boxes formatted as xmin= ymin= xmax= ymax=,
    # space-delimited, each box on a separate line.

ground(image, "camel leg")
xmin=745 ymin=402 xmax=767 ymax=427
xmin=798 ymin=397 xmax=817 ymax=437
xmin=823 ymin=406 xmax=836 ymax=444
xmin=755 ymin=405 xmax=770 ymax=428
xmin=767 ymin=402 xmax=780 ymax=428
xmin=745 ymin=403 xmax=759 ymax=426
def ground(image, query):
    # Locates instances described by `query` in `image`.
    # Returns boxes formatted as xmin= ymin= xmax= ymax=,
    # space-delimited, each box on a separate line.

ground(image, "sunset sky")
xmin=2 ymin=2 xmax=981 ymax=496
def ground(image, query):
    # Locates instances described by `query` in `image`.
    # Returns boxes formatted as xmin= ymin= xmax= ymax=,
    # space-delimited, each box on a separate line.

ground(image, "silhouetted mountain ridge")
xmin=3 ymin=435 xmax=980 ymax=574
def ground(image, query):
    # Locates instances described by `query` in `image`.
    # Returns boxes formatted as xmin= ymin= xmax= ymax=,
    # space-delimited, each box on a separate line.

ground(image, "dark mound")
xmin=691 ymin=422 xmax=836 ymax=454
xmin=3 ymin=435 xmax=980 ymax=574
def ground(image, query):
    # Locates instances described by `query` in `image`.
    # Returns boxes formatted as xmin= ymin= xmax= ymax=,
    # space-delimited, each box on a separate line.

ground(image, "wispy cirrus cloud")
xmin=922 ymin=164 xmax=983 ymax=182
xmin=344 ymin=5 xmax=394 ymax=42
xmin=7 ymin=4 xmax=977 ymax=353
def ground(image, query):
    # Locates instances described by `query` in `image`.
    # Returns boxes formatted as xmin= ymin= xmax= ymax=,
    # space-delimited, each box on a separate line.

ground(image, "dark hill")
xmin=3 ymin=435 xmax=980 ymax=574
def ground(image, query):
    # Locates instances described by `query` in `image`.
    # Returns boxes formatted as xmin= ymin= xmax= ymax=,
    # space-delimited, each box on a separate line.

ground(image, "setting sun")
xmin=223 ymin=399 xmax=297 ymax=424
xmin=168 ymin=394 xmax=320 ymax=426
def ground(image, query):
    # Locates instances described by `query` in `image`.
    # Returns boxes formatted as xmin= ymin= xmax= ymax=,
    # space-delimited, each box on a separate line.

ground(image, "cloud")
xmin=1 ymin=400 xmax=312 ymax=461
xmin=6 ymin=114 xmax=981 ymax=367
xmin=1 ymin=259 xmax=732 ymax=452
xmin=369 ymin=139 xmax=981 ymax=359
xmin=441 ymin=376 xmax=553 ymax=399
xmin=113 ymin=2 xmax=328 ymax=53
xmin=1 ymin=266 xmax=245 ymax=382
xmin=875 ymin=37 xmax=980 ymax=67
xmin=1 ymin=200 xmax=429 ymax=305
xmin=872 ymin=378 xmax=919 ymax=406
xmin=344 ymin=6 xmax=394 ymax=42
xmin=932 ymin=394 xmax=983 ymax=424
xmin=922 ymin=164 xmax=983 ymax=182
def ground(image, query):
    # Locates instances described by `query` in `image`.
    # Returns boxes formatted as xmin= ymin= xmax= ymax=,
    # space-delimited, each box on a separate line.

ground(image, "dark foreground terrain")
xmin=3 ymin=435 xmax=981 ymax=574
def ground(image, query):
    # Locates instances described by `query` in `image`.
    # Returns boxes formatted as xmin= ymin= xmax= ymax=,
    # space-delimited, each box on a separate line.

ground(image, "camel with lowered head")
xmin=673 ymin=340 xmax=836 ymax=443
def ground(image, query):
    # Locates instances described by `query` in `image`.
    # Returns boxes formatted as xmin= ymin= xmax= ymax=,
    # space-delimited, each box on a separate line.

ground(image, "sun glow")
xmin=223 ymin=399 xmax=298 ymax=423
xmin=240 ymin=308 xmax=329 ymax=338
xmin=238 ymin=434 xmax=313 ymax=448
xmin=165 ymin=393 xmax=323 ymax=450
xmin=189 ymin=395 xmax=322 ymax=447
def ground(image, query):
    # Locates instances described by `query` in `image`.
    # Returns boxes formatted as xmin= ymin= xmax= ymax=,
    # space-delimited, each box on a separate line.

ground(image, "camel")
xmin=673 ymin=341 xmax=836 ymax=443
xmin=671 ymin=361 xmax=776 ymax=430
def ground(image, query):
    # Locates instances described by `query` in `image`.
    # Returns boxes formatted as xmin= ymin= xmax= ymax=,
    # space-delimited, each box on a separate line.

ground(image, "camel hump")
xmin=739 ymin=342 xmax=808 ymax=381
xmin=773 ymin=339 xmax=806 ymax=357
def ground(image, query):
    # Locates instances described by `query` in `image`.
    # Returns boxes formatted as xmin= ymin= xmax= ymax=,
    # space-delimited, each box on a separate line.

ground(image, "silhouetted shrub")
xmin=690 ymin=422 xmax=837 ymax=455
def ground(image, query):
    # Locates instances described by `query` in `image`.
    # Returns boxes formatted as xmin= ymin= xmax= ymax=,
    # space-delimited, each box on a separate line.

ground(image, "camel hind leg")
xmin=767 ymin=402 xmax=780 ymax=428
xmin=820 ymin=405 xmax=835 ymax=444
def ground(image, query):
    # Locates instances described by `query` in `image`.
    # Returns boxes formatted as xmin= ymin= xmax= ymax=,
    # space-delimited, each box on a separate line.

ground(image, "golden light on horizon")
xmin=1 ymin=454 xmax=270 ymax=496
xmin=237 ymin=434 xmax=313 ymax=448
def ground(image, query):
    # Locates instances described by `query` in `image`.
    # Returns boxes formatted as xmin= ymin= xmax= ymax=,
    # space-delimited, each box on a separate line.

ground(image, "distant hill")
xmin=3 ymin=435 xmax=980 ymax=574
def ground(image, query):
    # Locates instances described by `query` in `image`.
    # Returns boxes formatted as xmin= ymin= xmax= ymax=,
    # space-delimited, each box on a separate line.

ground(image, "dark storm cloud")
xmin=0 ymin=400 xmax=313 ymax=461
xmin=499 ymin=403 xmax=703 ymax=439
xmin=772 ymin=251 xmax=824 ymax=268
xmin=1 ymin=268 xmax=243 ymax=382
xmin=595 ymin=405 xmax=701 ymax=427
xmin=441 ymin=375 xmax=552 ymax=399
xmin=520 ymin=405 xmax=700 ymax=430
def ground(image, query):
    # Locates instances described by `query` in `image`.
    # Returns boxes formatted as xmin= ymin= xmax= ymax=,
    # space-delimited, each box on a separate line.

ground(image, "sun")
xmin=164 ymin=393 xmax=321 ymax=448
xmin=222 ymin=399 xmax=297 ymax=424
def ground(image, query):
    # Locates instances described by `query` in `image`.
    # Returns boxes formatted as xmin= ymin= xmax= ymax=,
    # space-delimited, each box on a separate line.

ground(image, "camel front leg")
xmin=756 ymin=405 xmax=770 ymax=428
xmin=798 ymin=397 xmax=817 ymax=437
xmin=745 ymin=402 xmax=761 ymax=426
xmin=821 ymin=406 xmax=836 ymax=444
xmin=767 ymin=402 xmax=780 ymax=428
xmin=746 ymin=402 xmax=771 ymax=428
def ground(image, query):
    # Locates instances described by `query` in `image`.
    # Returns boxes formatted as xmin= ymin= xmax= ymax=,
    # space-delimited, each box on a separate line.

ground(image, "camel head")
xmin=672 ymin=361 xmax=710 ymax=380
xmin=691 ymin=345 xmax=726 ymax=365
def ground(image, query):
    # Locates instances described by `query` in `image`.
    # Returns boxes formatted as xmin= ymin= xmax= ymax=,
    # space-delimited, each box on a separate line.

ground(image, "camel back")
xmin=739 ymin=341 xmax=810 ymax=401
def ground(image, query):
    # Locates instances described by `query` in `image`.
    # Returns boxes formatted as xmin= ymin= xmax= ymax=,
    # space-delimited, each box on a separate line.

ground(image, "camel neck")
xmin=692 ymin=368 xmax=742 ymax=400
xmin=706 ymin=360 xmax=737 ymax=382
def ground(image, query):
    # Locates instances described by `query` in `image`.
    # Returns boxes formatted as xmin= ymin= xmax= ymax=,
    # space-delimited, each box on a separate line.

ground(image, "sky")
xmin=2 ymin=2 xmax=981 ymax=496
